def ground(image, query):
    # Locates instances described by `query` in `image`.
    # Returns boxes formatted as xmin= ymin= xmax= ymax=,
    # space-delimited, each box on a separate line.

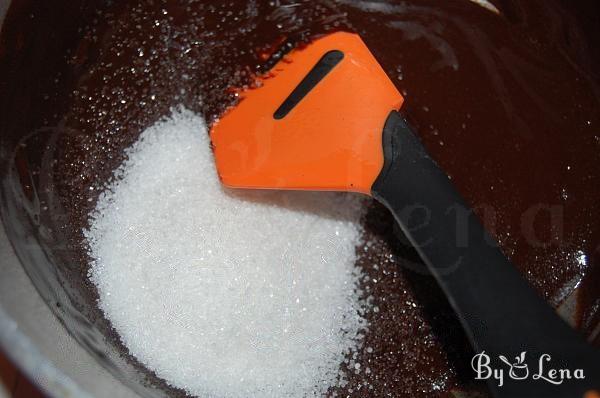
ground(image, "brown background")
xmin=0 ymin=349 xmax=44 ymax=398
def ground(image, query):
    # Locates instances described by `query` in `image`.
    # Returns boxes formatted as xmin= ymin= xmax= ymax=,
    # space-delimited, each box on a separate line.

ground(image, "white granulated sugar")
xmin=84 ymin=108 xmax=368 ymax=398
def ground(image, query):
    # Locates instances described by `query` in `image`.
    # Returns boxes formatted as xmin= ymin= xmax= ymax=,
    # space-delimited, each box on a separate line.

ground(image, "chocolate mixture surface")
xmin=0 ymin=0 xmax=599 ymax=397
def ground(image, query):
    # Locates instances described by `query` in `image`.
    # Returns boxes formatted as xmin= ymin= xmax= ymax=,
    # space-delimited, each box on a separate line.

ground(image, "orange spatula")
xmin=210 ymin=32 xmax=599 ymax=397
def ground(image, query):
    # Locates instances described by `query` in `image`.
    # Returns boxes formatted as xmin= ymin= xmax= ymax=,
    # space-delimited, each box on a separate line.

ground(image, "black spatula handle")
xmin=371 ymin=111 xmax=600 ymax=398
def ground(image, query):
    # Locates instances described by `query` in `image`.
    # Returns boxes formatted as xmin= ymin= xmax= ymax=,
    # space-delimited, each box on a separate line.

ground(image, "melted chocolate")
xmin=0 ymin=1 xmax=598 ymax=397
